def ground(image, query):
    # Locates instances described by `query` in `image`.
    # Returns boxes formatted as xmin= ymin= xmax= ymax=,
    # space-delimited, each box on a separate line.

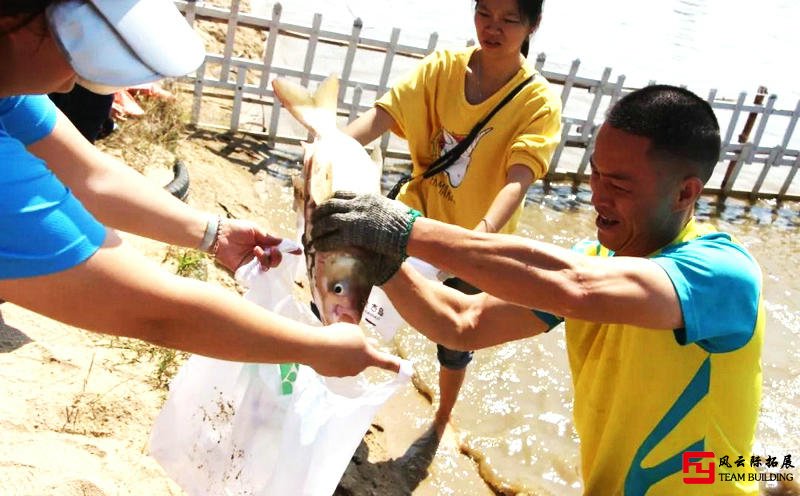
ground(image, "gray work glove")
xmin=312 ymin=192 xmax=421 ymax=284
xmin=363 ymin=251 xmax=405 ymax=287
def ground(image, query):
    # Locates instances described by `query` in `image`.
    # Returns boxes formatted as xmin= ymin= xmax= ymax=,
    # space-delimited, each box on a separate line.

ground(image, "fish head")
xmin=311 ymin=249 xmax=375 ymax=324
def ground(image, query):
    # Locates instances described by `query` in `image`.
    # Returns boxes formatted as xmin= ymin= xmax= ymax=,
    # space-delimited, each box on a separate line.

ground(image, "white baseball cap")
xmin=46 ymin=0 xmax=205 ymax=93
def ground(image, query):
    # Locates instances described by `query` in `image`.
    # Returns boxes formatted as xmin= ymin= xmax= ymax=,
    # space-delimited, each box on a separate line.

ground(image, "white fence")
xmin=176 ymin=0 xmax=800 ymax=201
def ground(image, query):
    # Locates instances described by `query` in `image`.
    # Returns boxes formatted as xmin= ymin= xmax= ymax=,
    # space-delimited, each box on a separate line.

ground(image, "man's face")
xmin=590 ymin=123 xmax=681 ymax=257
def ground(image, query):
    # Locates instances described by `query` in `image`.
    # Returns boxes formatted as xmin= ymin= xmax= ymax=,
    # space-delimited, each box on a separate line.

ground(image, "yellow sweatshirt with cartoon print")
xmin=376 ymin=46 xmax=562 ymax=233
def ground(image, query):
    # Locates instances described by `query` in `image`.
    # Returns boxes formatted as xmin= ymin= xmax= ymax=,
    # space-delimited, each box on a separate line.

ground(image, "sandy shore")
xmin=0 ymin=302 xmax=493 ymax=496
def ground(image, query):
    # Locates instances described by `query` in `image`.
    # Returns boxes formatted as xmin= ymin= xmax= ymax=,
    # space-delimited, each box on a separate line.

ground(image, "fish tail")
xmin=272 ymin=75 xmax=339 ymax=136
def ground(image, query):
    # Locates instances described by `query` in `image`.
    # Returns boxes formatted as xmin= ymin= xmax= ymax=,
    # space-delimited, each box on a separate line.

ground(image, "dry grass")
xmin=104 ymin=334 xmax=189 ymax=391
xmin=97 ymin=81 xmax=189 ymax=173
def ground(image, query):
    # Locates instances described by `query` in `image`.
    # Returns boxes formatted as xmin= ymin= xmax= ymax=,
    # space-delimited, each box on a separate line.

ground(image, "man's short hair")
xmin=607 ymin=85 xmax=721 ymax=183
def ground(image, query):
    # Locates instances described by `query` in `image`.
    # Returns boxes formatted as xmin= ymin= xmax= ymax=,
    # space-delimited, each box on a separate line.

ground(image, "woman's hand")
xmin=310 ymin=322 xmax=403 ymax=377
xmin=214 ymin=218 xmax=301 ymax=272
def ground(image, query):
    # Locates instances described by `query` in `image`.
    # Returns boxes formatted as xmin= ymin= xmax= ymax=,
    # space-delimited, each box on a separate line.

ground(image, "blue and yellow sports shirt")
xmin=541 ymin=218 xmax=763 ymax=495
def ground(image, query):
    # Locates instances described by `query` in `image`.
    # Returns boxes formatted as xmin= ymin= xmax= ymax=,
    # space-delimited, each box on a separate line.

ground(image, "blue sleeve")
xmin=0 ymin=100 xmax=106 ymax=279
xmin=531 ymin=309 xmax=564 ymax=332
xmin=652 ymin=233 xmax=761 ymax=353
xmin=0 ymin=95 xmax=58 ymax=145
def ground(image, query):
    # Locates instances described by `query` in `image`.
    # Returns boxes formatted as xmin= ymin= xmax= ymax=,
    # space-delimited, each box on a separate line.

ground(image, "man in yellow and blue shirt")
xmin=310 ymin=85 xmax=764 ymax=495
xmin=563 ymin=219 xmax=763 ymax=495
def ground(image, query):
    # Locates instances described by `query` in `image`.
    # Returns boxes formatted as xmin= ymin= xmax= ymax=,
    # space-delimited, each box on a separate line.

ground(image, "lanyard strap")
xmin=387 ymin=74 xmax=535 ymax=199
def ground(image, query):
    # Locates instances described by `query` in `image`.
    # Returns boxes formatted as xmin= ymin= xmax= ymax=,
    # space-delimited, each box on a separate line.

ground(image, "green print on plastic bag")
xmin=279 ymin=363 xmax=299 ymax=395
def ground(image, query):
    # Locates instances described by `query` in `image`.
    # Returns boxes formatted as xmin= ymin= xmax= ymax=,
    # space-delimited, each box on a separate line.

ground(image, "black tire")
xmin=165 ymin=159 xmax=190 ymax=201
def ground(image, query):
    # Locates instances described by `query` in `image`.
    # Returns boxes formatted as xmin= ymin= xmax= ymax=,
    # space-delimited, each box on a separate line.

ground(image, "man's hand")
xmin=214 ymin=218 xmax=301 ymax=272
xmin=361 ymin=252 xmax=406 ymax=287
xmin=311 ymin=192 xmax=420 ymax=257
xmin=310 ymin=322 xmax=403 ymax=377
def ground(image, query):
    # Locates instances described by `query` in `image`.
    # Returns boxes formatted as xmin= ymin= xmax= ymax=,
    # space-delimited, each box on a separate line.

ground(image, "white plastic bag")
xmin=361 ymin=257 xmax=446 ymax=341
xmin=150 ymin=247 xmax=412 ymax=496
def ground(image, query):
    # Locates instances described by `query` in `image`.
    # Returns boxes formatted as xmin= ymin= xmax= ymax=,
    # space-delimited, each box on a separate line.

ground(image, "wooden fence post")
xmin=191 ymin=59 xmax=206 ymax=126
xmin=339 ymin=18 xmax=364 ymax=103
xmin=378 ymin=28 xmax=401 ymax=156
xmin=779 ymin=153 xmax=800 ymax=199
xmin=720 ymin=86 xmax=768 ymax=193
xmin=258 ymin=2 xmax=283 ymax=95
xmin=219 ymin=0 xmax=241 ymax=83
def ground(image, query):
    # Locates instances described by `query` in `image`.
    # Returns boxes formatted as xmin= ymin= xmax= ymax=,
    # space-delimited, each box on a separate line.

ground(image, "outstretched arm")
xmin=343 ymin=106 xmax=396 ymax=146
xmin=0 ymin=233 xmax=400 ymax=377
xmin=29 ymin=112 xmax=210 ymax=249
xmin=27 ymin=112 xmax=283 ymax=272
xmin=312 ymin=194 xmax=683 ymax=330
xmin=383 ymin=263 xmax=550 ymax=350
xmin=407 ymin=218 xmax=682 ymax=329
xmin=473 ymin=164 xmax=534 ymax=233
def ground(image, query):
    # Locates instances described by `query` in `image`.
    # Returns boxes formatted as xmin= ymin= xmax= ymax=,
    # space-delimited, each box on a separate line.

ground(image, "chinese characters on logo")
xmin=683 ymin=452 xmax=795 ymax=485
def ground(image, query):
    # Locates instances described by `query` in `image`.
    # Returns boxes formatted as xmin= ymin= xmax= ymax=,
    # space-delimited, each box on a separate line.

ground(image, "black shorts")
xmin=436 ymin=277 xmax=480 ymax=370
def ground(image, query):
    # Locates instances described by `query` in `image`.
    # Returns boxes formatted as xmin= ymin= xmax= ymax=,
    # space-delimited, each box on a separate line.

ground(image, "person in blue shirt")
xmin=0 ymin=0 xmax=400 ymax=378
xmin=311 ymin=85 xmax=765 ymax=495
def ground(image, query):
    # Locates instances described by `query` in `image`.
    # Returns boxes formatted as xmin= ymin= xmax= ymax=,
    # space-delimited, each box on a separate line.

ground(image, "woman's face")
xmin=474 ymin=0 xmax=533 ymax=58
xmin=0 ymin=13 xmax=77 ymax=96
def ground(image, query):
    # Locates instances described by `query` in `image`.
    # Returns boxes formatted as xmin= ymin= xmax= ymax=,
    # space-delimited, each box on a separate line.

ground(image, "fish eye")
xmin=333 ymin=283 xmax=346 ymax=294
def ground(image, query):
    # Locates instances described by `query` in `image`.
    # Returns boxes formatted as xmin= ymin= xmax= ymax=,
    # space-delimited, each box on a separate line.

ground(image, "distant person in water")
xmin=342 ymin=0 xmax=562 ymax=438
xmin=312 ymin=84 xmax=765 ymax=495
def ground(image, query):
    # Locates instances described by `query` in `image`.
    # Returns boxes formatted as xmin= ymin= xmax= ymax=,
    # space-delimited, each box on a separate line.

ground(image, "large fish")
xmin=271 ymin=75 xmax=383 ymax=324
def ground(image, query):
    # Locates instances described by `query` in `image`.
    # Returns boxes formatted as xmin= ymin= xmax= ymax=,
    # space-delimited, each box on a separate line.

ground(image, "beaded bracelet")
xmin=198 ymin=215 xmax=222 ymax=254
